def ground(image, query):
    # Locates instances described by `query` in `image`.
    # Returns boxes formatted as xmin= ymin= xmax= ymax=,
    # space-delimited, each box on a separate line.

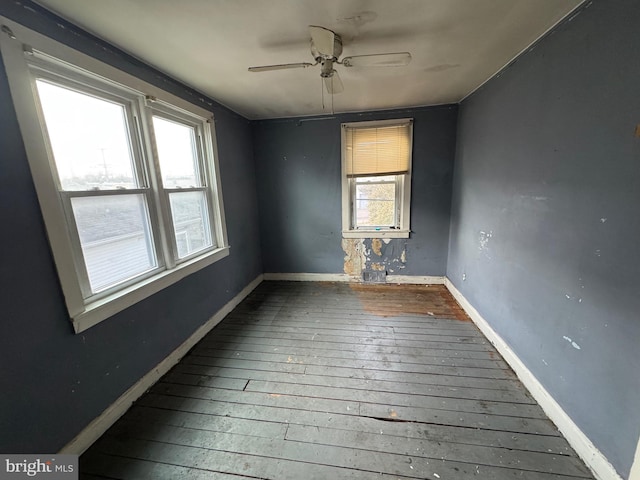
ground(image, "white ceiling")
xmin=35 ymin=0 xmax=583 ymax=120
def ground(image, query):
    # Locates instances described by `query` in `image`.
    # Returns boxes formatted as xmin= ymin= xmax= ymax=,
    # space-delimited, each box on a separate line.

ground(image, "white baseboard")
xmin=263 ymin=273 xmax=446 ymax=285
xmin=629 ymin=436 xmax=640 ymax=480
xmin=386 ymin=275 xmax=445 ymax=285
xmin=59 ymin=274 xmax=264 ymax=455
xmin=264 ymin=272 xmax=354 ymax=282
xmin=444 ymin=277 xmax=622 ymax=480
xmin=62 ymin=270 xmax=627 ymax=479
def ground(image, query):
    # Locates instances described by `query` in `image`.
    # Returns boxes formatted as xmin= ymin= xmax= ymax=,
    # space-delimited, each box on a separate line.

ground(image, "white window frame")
xmin=0 ymin=18 xmax=229 ymax=333
xmin=144 ymin=101 xmax=223 ymax=266
xmin=341 ymin=118 xmax=413 ymax=238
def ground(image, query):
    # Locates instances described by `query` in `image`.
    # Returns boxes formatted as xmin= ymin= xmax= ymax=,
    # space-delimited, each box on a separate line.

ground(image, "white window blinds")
xmin=344 ymin=120 xmax=412 ymax=177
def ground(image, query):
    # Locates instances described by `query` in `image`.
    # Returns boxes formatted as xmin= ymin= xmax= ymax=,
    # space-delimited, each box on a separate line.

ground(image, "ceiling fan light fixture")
xmin=324 ymin=71 xmax=344 ymax=94
xmin=320 ymin=59 xmax=335 ymax=78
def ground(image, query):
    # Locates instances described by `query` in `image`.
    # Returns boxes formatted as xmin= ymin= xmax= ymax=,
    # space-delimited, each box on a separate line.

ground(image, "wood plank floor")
xmin=80 ymin=281 xmax=594 ymax=480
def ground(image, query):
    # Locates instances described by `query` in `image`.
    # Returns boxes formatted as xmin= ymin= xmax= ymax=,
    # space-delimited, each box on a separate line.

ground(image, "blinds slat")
xmin=345 ymin=123 xmax=411 ymax=177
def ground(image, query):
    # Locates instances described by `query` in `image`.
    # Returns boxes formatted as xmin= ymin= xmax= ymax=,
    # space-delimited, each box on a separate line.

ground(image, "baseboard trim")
xmin=386 ymin=275 xmax=445 ymax=285
xmin=264 ymin=273 xmax=354 ymax=282
xmin=263 ymin=273 xmax=446 ymax=285
xmin=444 ymin=277 xmax=622 ymax=480
xmin=59 ymin=274 xmax=264 ymax=455
xmin=630 ymin=436 xmax=640 ymax=480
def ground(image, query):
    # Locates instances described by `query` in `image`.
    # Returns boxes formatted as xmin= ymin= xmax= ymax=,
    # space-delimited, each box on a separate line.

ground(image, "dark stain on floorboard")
xmin=349 ymin=283 xmax=470 ymax=320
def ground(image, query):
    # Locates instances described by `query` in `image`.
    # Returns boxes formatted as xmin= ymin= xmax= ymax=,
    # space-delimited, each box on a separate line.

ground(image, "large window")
xmin=0 ymin=19 xmax=228 ymax=332
xmin=341 ymin=119 xmax=413 ymax=238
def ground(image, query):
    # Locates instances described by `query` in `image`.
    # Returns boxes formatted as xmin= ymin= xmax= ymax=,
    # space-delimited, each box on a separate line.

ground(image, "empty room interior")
xmin=0 ymin=0 xmax=638 ymax=479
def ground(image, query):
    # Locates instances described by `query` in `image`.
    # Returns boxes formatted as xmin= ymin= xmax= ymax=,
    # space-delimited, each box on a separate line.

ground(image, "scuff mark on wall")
xmin=562 ymin=336 xmax=582 ymax=350
xmin=479 ymin=230 xmax=492 ymax=250
xmin=478 ymin=230 xmax=493 ymax=259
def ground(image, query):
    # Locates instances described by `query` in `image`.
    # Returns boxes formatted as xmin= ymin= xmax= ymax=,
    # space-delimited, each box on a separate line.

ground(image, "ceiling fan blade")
xmin=248 ymin=62 xmax=313 ymax=72
xmin=342 ymin=52 xmax=412 ymax=67
xmin=324 ymin=71 xmax=344 ymax=94
xmin=309 ymin=25 xmax=336 ymax=58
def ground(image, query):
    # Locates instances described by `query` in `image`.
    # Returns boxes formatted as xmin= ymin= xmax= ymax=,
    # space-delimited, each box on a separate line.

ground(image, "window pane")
xmin=153 ymin=116 xmax=200 ymax=188
xmin=36 ymin=80 xmax=136 ymax=191
xmin=355 ymin=182 xmax=396 ymax=227
xmin=71 ymin=194 xmax=157 ymax=293
xmin=169 ymin=191 xmax=213 ymax=258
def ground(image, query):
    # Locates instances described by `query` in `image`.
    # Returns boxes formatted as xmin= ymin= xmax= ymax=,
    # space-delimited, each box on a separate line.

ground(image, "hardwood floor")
xmin=80 ymin=281 xmax=594 ymax=479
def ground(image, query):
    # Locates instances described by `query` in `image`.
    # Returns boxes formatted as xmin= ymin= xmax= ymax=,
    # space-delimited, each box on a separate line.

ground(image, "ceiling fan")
xmin=248 ymin=25 xmax=412 ymax=94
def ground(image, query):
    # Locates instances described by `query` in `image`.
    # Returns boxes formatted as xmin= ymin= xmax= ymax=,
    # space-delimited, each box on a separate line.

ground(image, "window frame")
xmin=341 ymin=118 xmax=413 ymax=238
xmin=0 ymin=17 xmax=229 ymax=333
xmin=32 ymin=64 xmax=168 ymax=302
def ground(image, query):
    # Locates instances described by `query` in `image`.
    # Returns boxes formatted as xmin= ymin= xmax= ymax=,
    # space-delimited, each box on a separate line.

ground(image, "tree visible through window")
xmin=355 ymin=175 xmax=397 ymax=227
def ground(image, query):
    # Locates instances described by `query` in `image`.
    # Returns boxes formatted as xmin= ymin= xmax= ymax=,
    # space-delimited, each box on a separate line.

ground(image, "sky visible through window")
xmin=36 ymin=79 xmax=200 ymax=191
xmin=36 ymin=79 xmax=136 ymax=190
xmin=152 ymin=116 xmax=200 ymax=188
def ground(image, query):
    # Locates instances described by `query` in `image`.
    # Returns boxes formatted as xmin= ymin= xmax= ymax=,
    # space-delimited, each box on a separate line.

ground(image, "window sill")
xmin=342 ymin=230 xmax=410 ymax=239
xmin=72 ymin=246 xmax=230 ymax=333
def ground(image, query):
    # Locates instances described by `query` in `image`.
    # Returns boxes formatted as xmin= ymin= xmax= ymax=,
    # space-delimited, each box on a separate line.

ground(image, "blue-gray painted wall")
xmin=0 ymin=1 xmax=262 ymax=452
xmin=448 ymin=0 xmax=640 ymax=476
xmin=1 ymin=0 xmax=637 ymax=475
xmin=253 ymin=106 xmax=458 ymax=276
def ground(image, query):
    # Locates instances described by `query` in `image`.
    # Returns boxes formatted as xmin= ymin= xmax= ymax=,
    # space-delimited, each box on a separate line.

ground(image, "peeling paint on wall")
xmin=342 ymin=238 xmax=365 ymax=277
xmin=371 ymin=238 xmax=383 ymax=256
xmin=342 ymin=237 xmax=409 ymax=277
xmin=363 ymin=238 xmax=408 ymax=275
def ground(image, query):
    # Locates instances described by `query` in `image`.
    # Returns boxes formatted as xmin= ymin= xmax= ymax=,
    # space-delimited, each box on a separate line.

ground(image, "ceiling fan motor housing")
xmin=311 ymin=33 xmax=343 ymax=78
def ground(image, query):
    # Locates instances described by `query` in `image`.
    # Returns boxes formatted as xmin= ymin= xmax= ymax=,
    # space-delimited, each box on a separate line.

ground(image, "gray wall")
xmin=447 ymin=0 xmax=640 ymax=477
xmin=3 ymin=0 xmax=636 ymax=475
xmin=253 ymin=106 xmax=458 ymax=276
xmin=0 ymin=2 xmax=262 ymax=452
